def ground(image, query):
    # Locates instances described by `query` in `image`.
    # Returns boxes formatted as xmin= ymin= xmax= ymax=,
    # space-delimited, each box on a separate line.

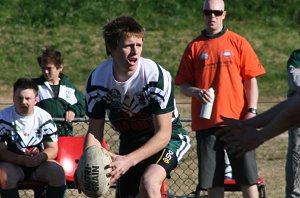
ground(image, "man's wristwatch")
xmin=248 ymin=108 xmax=257 ymax=115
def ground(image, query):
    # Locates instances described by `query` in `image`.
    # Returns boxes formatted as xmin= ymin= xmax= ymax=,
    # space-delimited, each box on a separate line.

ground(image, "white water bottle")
xmin=200 ymin=87 xmax=215 ymax=119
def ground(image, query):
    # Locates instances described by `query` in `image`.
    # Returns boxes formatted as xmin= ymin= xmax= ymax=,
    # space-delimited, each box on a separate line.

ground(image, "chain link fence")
xmin=19 ymin=117 xmax=272 ymax=198
xmin=83 ymin=118 xmax=196 ymax=197
xmin=17 ymin=117 xmax=197 ymax=198
xmin=0 ymin=101 xmax=285 ymax=197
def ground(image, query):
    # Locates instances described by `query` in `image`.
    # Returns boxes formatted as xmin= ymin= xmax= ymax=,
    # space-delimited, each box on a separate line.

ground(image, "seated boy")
xmin=0 ymin=78 xmax=66 ymax=198
xmin=32 ymin=47 xmax=86 ymax=136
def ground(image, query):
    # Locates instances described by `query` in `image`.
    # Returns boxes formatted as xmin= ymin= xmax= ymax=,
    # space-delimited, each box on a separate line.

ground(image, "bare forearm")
xmin=84 ymin=132 xmax=102 ymax=149
xmin=179 ymin=84 xmax=199 ymax=97
xmin=259 ymin=95 xmax=300 ymax=141
xmin=243 ymin=99 xmax=289 ymax=128
xmin=42 ymin=148 xmax=57 ymax=160
xmin=84 ymin=118 xmax=105 ymax=149
xmin=0 ymin=150 xmax=24 ymax=165
xmin=125 ymin=113 xmax=172 ymax=166
xmin=244 ymin=78 xmax=258 ymax=109
xmin=126 ymin=131 xmax=170 ymax=166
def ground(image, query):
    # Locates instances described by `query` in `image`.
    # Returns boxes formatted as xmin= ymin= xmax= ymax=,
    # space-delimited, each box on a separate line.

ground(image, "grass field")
xmin=0 ymin=1 xmax=300 ymax=97
xmin=0 ymin=1 xmax=298 ymax=197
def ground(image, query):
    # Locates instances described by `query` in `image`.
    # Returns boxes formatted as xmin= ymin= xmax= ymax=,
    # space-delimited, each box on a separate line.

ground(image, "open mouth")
xmin=128 ymin=57 xmax=138 ymax=65
xmin=21 ymin=106 xmax=28 ymax=110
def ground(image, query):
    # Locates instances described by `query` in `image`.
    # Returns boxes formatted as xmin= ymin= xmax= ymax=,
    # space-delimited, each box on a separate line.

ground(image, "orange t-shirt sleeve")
xmin=175 ymin=43 xmax=195 ymax=85
xmin=239 ymin=37 xmax=266 ymax=80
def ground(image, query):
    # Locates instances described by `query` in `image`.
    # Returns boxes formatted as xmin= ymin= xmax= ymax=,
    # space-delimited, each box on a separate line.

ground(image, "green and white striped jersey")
xmin=0 ymin=106 xmax=57 ymax=155
xmin=86 ymin=57 xmax=190 ymax=160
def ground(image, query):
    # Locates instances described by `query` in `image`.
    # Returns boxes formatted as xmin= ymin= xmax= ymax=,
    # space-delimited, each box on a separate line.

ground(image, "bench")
xmin=18 ymin=136 xmax=168 ymax=197
xmin=18 ymin=136 xmax=86 ymax=197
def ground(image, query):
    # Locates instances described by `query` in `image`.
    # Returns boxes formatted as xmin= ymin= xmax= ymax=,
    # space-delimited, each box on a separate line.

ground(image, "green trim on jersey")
xmin=86 ymin=57 xmax=190 ymax=161
xmin=32 ymin=73 xmax=86 ymax=136
xmin=287 ymin=49 xmax=300 ymax=69
xmin=287 ymin=49 xmax=300 ymax=97
xmin=0 ymin=106 xmax=58 ymax=155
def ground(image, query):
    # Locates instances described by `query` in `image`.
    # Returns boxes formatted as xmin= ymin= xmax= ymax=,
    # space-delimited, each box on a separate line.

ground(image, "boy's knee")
xmin=139 ymin=176 xmax=161 ymax=197
xmin=0 ymin=172 xmax=9 ymax=188
xmin=0 ymin=164 xmax=23 ymax=189
xmin=36 ymin=161 xmax=66 ymax=186
xmin=0 ymin=171 xmax=20 ymax=189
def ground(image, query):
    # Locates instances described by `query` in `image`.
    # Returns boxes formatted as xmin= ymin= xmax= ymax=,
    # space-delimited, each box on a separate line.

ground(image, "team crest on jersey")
xmin=134 ymin=91 xmax=149 ymax=106
xmin=11 ymin=125 xmax=21 ymax=143
xmin=106 ymin=89 xmax=122 ymax=109
xmin=65 ymin=89 xmax=72 ymax=99
xmin=200 ymin=53 xmax=209 ymax=60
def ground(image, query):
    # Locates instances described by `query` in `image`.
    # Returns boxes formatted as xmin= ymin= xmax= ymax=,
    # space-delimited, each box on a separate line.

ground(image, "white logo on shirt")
xmin=200 ymin=53 xmax=209 ymax=60
xmin=223 ymin=51 xmax=232 ymax=57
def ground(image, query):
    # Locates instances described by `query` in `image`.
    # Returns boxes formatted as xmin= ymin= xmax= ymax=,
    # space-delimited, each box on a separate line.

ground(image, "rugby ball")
xmin=76 ymin=144 xmax=112 ymax=197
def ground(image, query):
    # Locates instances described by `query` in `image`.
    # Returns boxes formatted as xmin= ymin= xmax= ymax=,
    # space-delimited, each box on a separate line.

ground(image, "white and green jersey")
xmin=287 ymin=49 xmax=300 ymax=97
xmin=86 ymin=57 xmax=190 ymax=160
xmin=0 ymin=106 xmax=57 ymax=155
xmin=32 ymin=73 xmax=86 ymax=136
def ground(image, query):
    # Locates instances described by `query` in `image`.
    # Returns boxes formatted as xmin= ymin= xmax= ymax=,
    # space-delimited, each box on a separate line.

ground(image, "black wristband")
xmin=248 ymin=108 xmax=257 ymax=115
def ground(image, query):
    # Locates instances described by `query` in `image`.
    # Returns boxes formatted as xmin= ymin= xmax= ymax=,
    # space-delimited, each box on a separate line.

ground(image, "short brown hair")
xmin=13 ymin=77 xmax=38 ymax=97
xmin=37 ymin=47 xmax=64 ymax=69
xmin=103 ymin=16 xmax=145 ymax=55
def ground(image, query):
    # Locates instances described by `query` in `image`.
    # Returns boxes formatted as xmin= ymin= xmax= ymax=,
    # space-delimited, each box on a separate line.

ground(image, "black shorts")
xmin=196 ymin=127 xmax=258 ymax=188
xmin=116 ymin=148 xmax=178 ymax=198
xmin=21 ymin=166 xmax=38 ymax=180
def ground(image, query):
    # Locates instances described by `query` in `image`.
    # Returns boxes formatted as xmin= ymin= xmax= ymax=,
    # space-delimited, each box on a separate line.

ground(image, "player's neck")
xmin=113 ymin=65 xmax=137 ymax=82
xmin=48 ymin=78 xmax=60 ymax=85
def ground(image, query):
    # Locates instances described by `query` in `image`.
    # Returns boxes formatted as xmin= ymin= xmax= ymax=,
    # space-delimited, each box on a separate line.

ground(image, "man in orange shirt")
xmin=175 ymin=0 xmax=266 ymax=197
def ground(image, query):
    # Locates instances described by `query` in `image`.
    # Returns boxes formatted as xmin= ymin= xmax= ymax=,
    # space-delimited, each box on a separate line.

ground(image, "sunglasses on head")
xmin=203 ymin=9 xmax=224 ymax=16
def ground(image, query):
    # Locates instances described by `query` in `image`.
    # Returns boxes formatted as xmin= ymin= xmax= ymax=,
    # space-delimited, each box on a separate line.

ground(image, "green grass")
xmin=0 ymin=0 xmax=300 ymax=97
xmin=0 ymin=2 xmax=297 ymax=197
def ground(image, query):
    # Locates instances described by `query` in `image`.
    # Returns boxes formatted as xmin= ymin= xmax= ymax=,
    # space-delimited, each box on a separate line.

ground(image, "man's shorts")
xmin=116 ymin=148 xmax=178 ymax=198
xmin=196 ymin=127 xmax=258 ymax=188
